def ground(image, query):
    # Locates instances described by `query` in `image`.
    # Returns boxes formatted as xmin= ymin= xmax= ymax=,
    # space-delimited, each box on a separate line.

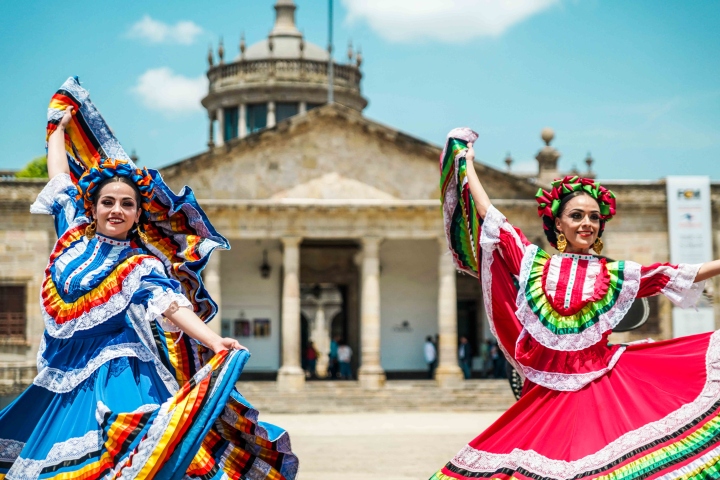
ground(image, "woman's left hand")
xmin=211 ymin=337 xmax=247 ymax=353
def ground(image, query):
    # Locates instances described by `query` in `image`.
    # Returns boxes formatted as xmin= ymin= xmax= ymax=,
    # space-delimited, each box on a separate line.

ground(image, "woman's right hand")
xmin=462 ymin=141 xmax=492 ymax=218
xmin=210 ymin=337 xmax=248 ymax=353
xmin=47 ymin=107 xmax=73 ymax=178
xmin=466 ymin=142 xmax=475 ymax=162
xmin=58 ymin=106 xmax=73 ymax=130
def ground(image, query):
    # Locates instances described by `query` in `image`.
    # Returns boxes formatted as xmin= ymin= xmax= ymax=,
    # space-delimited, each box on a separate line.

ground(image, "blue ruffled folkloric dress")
xmin=0 ymin=78 xmax=298 ymax=480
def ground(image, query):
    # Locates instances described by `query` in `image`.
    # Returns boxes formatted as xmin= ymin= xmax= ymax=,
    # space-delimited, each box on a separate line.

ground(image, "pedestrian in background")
xmin=458 ymin=336 xmax=472 ymax=379
xmin=305 ymin=341 xmax=318 ymax=378
xmin=329 ymin=335 xmax=340 ymax=379
xmin=338 ymin=341 xmax=353 ymax=380
xmin=424 ymin=336 xmax=437 ymax=379
xmin=490 ymin=340 xmax=506 ymax=379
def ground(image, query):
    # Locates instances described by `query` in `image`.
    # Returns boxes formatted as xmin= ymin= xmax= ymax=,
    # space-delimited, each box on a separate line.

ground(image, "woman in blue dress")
xmin=0 ymin=78 xmax=298 ymax=480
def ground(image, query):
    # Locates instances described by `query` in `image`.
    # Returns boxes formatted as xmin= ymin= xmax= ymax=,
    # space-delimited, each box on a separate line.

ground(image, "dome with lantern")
xmin=202 ymin=0 xmax=367 ymax=147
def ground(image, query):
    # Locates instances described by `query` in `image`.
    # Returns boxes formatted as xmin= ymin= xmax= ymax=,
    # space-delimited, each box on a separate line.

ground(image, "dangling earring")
xmin=137 ymin=223 xmax=150 ymax=244
xmin=85 ymin=220 xmax=97 ymax=239
xmin=556 ymin=233 xmax=567 ymax=253
xmin=593 ymin=238 xmax=604 ymax=255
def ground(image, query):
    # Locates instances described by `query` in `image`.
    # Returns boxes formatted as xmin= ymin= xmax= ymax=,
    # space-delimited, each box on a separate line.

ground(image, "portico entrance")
xmin=300 ymin=241 xmax=360 ymax=378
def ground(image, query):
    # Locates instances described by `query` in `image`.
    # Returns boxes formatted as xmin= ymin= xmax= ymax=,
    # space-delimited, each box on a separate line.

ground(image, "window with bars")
xmin=0 ymin=286 xmax=26 ymax=339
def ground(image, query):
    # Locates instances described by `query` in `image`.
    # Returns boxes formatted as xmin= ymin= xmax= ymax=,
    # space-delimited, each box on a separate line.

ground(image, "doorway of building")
xmin=300 ymin=241 xmax=360 ymax=379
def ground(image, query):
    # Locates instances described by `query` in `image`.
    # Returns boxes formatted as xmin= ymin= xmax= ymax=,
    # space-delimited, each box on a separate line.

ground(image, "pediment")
xmin=160 ymin=104 xmax=537 ymax=202
xmin=271 ymin=173 xmax=397 ymax=200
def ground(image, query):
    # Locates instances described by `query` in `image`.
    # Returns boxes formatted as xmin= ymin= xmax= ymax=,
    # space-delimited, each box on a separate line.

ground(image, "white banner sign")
xmin=666 ymin=176 xmax=714 ymax=336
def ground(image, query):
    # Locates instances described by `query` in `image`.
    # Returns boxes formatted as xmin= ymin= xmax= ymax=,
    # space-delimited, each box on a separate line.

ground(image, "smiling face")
xmin=554 ymin=193 xmax=602 ymax=254
xmin=91 ymin=181 xmax=142 ymax=240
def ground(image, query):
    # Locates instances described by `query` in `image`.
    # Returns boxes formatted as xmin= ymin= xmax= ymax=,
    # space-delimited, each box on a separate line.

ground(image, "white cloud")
xmin=127 ymin=15 xmax=203 ymax=45
xmin=132 ymin=68 xmax=207 ymax=115
xmin=342 ymin=0 xmax=559 ymax=42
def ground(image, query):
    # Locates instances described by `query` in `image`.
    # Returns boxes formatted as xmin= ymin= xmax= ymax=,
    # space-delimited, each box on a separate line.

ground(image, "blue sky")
xmin=0 ymin=0 xmax=718 ymax=180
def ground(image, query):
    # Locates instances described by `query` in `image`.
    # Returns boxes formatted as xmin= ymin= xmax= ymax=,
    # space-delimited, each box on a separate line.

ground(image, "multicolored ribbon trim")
xmin=440 ymin=127 xmax=482 ymax=277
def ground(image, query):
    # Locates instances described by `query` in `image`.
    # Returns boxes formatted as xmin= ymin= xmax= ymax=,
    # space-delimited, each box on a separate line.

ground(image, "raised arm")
xmin=163 ymin=304 xmax=245 ymax=354
xmin=464 ymin=142 xmax=492 ymax=219
xmin=47 ymin=106 xmax=73 ymax=179
xmin=695 ymin=259 xmax=720 ymax=283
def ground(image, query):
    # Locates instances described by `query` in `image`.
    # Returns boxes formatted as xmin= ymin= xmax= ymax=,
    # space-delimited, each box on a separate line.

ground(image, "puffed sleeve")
xmin=636 ymin=262 xmax=705 ymax=308
xmin=133 ymin=271 xmax=193 ymax=333
xmin=29 ymin=173 xmax=85 ymax=237
xmin=480 ymin=205 xmax=532 ymax=278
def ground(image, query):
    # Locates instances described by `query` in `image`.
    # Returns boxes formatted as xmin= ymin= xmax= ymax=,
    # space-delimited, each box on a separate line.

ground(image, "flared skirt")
xmin=433 ymin=331 xmax=720 ymax=479
xmin=0 ymin=349 xmax=297 ymax=480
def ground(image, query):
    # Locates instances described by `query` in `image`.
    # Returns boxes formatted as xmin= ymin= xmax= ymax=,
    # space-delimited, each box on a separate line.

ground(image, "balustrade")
xmin=208 ymin=59 xmax=361 ymax=91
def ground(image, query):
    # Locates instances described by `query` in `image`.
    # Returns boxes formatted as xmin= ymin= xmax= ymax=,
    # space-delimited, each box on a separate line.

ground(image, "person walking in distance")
xmin=424 ymin=335 xmax=437 ymax=379
xmin=458 ymin=336 xmax=472 ymax=379
xmin=338 ymin=341 xmax=353 ymax=380
xmin=305 ymin=340 xmax=318 ymax=379
xmin=329 ymin=335 xmax=340 ymax=379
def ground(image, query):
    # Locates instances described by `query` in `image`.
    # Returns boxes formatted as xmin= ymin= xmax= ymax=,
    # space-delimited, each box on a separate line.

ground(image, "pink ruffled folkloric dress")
xmin=433 ymin=129 xmax=720 ymax=480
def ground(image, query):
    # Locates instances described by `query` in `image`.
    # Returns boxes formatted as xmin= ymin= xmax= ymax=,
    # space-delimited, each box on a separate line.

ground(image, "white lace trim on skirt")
xmin=449 ymin=330 xmax=720 ymax=478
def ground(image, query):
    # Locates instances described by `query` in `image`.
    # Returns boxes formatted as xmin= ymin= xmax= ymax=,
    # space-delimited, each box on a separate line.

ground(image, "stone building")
xmin=1 ymin=0 xmax=719 ymax=395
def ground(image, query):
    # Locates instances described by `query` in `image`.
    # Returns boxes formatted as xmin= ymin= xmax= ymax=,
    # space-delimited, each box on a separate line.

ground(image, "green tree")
xmin=15 ymin=156 xmax=48 ymax=178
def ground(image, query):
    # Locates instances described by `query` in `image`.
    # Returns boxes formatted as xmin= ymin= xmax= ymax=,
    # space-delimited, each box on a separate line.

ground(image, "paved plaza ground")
xmin=263 ymin=411 xmax=505 ymax=480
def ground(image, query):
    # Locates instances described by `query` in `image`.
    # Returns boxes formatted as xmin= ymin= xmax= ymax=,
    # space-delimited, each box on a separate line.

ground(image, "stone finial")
xmin=207 ymin=44 xmax=214 ymax=67
xmin=541 ymin=127 xmax=555 ymax=146
xmin=347 ymin=40 xmax=354 ymax=63
xmin=268 ymin=35 xmax=274 ymax=54
xmin=239 ymin=33 xmax=246 ymax=59
xmin=299 ymin=33 xmax=305 ymax=57
xmin=585 ymin=152 xmax=594 ymax=177
xmin=356 ymin=46 xmax=363 ymax=68
xmin=218 ymin=37 xmax=225 ymax=64
xmin=536 ymin=127 xmax=561 ymax=186
xmin=504 ymin=152 xmax=513 ymax=172
xmin=130 ymin=149 xmax=139 ymax=165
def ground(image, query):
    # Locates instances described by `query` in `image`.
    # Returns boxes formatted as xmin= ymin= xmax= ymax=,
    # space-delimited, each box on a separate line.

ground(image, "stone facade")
xmin=2 ymin=113 xmax=720 ymax=392
xmin=1 ymin=0 xmax=718 ymax=394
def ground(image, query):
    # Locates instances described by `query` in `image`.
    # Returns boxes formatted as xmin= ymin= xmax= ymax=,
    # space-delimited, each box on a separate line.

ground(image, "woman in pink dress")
xmin=432 ymin=128 xmax=720 ymax=479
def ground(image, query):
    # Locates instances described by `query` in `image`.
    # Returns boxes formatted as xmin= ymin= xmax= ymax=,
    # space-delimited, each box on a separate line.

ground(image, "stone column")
xmin=299 ymin=101 xmax=307 ymax=115
xmin=239 ymin=103 xmax=247 ymax=139
xmin=435 ymin=238 xmax=464 ymax=387
xmin=357 ymin=237 xmax=386 ymax=389
xmin=204 ymin=251 xmax=223 ymax=335
xmin=207 ymin=114 xmax=215 ymax=148
xmin=216 ymin=108 xmax=225 ymax=147
xmin=267 ymin=101 xmax=277 ymax=128
xmin=277 ymin=237 xmax=305 ymax=391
